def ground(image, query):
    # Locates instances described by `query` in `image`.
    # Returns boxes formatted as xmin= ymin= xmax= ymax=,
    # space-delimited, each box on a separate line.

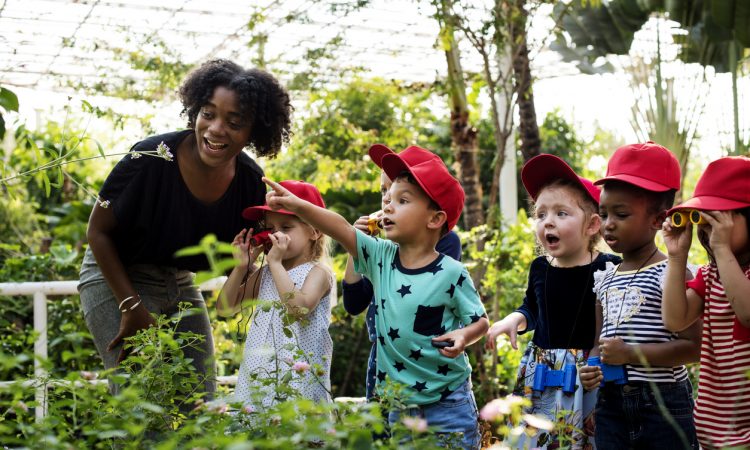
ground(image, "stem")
xmin=730 ymin=39 xmax=740 ymax=155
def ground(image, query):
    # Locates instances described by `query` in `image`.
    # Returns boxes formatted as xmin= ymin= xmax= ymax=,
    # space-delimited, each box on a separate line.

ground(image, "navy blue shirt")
xmin=516 ymin=253 xmax=621 ymax=349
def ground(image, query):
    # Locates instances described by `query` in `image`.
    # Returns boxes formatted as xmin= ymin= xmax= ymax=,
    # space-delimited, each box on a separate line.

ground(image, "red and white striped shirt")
xmin=687 ymin=264 xmax=750 ymax=450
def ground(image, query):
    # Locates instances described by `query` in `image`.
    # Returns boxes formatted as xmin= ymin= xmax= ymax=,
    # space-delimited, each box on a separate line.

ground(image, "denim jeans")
xmin=78 ymin=248 xmax=215 ymax=400
xmin=595 ymin=379 xmax=698 ymax=450
xmin=387 ymin=379 xmax=480 ymax=450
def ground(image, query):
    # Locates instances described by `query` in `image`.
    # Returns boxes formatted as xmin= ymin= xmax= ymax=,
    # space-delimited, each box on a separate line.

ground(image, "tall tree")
xmin=512 ymin=0 xmax=542 ymax=162
xmin=437 ymin=0 xmax=485 ymax=229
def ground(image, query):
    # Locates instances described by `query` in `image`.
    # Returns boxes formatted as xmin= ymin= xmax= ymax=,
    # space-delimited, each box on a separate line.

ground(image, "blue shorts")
xmin=387 ymin=379 xmax=480 ymax=450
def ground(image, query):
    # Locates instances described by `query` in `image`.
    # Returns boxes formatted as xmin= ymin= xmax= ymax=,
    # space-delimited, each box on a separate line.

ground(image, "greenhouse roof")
xmin=1 ymin=0 xmax=497 ymax=92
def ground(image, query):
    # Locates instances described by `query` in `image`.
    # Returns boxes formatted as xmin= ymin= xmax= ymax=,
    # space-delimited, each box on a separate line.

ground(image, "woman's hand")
xmin=107 ymin=303 xmax=156 ymax=363
xmin=266 ymin=232 xmax=290 ymax=265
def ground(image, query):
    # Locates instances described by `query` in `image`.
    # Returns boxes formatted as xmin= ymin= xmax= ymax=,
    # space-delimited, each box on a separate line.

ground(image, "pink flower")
xmin=242 ymin=405 xmax=255 ymax=414
xmin=402 ymin=416 xmax=428 ymax=433
xmin=479 ymin=396 xmax=525 ymax=422
xmin=292 ymin=361 xmax=310 ymax=373
xmin=80 ymin=371 xmax=97 ymax=380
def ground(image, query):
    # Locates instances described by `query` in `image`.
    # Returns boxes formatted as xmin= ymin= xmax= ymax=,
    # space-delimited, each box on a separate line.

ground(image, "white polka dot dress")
xmin=234 ymin=262 xmax=333 ymax=409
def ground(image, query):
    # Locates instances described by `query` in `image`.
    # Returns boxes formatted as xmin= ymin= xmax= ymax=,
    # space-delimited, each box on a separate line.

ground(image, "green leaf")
xmin=0 ymin=115 xmax=5 ymax=140
xmin=174 ymin=245 xmax=205 ymax=257
xmin=0 ymin=87 xmax=19 ymax=112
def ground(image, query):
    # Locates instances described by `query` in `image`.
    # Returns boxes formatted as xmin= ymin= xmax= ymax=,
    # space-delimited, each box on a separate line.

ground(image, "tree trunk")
xmin=512 ymin=0 xmax=541 ymax=163
xmin=440 ymin=0 xmax=485 ymax=229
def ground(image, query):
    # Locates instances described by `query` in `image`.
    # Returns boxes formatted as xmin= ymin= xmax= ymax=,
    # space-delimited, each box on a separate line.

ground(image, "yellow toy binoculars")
xmin=671 ymin=210 xmax=706 ymax=227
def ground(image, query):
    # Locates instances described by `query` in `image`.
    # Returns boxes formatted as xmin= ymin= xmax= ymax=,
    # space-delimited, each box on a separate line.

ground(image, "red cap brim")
xmin=668 ymin=195 xmax=750 ymax=214
xmin=522 ymin=154 xmax=600 ymax=204
xmin=368 ymin=144 xmax=395 ymax=168
xmin=242 ymin=205 xmax=295 ymax=221
xmin=594 ymin=174 xmax=674 ymax=192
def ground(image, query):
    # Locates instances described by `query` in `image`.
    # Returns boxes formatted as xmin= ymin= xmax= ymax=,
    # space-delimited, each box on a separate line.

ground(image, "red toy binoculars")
xmin=249 ymin=230 xmax=272 ymax=246
xmin=671 ymin=210 xmax=706 ymax=227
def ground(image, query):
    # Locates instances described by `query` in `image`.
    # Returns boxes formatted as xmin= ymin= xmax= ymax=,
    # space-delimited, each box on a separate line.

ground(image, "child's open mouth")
xmin=382 ymin=218 xmax=394 ymax=229
xmin=545 ymin=234 xmax=559 ymax=245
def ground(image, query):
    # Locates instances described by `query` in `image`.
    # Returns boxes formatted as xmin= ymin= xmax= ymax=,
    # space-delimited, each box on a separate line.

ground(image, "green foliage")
xmin=0 ymin=86 xmax=20 ymax=140
xmin=265 ymin=77 xmax=450 ymax=196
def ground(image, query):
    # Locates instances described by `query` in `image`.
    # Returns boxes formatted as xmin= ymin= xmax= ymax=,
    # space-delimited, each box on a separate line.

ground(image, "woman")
xmin=78 ymin=59 xmax=292 ymax=398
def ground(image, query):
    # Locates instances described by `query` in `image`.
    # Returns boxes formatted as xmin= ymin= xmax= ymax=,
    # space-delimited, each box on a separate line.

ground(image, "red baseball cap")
xmin=370 ymin=144 xmax=465 ymax=231
xmin=594 ymin=141 xmax=680 ymax=192
xmin=242 ymin=180 xmax=325 ymax=221
xmin=669 ymin=156 xmax=750 ymax=213
xmin=521 ymin=154 xmax=600 ymax=204
xmin=369 ymin=144 xmax=442 ymax=168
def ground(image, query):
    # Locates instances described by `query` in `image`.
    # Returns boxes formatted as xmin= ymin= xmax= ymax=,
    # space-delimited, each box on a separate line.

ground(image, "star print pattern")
xmin=397 ymin=284 xmax=411 ymax=297
xmin=352 ymin=229 xmax=487 ymax=403
xmin=387 ymin=327 xmax=400 ymax=341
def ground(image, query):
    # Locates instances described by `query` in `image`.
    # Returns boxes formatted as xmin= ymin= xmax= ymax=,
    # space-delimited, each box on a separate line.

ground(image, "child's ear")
xmin=309 ymin=227 xmax=322 ymax=241
xmin=651 ymin=210 xmax=668 ymax=230
xmin=584 ymin=213 xmax=602 ymax=239
xmin=427 ymin=210 xmax=448 ymax=231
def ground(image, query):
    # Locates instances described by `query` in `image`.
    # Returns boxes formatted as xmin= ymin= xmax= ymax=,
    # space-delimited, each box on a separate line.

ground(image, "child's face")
xmin=534 ymin=185 xmax=596 ymax=266
xmin=381 ymin=178 xmax=438 ymax=243
xmin=598 ymin=185 xmax=660 ymax=255
xmin=263 ymin=211 xmax=318 ymax=264
xmin=380 ymin=171 xmax=392 ymax=210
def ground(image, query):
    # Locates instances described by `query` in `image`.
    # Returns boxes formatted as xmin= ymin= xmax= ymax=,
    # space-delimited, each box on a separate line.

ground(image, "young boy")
xmin=264 ymin=144 xmax=489 ymax=449
xmin=579 ymin=141 xmax=701 ymax=450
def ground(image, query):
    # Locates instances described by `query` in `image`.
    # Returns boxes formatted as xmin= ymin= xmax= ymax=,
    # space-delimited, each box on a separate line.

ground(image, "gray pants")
xmin=78 ymin=248 xmax=216 ymax=399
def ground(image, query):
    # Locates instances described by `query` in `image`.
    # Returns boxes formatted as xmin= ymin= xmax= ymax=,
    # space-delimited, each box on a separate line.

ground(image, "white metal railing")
xmin=0 ymin=277 xmax=228 ymax=422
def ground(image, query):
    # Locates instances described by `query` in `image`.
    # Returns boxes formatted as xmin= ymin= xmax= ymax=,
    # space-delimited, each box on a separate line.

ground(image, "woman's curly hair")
xmin=179 ymin=59 xmax=292 ymax=158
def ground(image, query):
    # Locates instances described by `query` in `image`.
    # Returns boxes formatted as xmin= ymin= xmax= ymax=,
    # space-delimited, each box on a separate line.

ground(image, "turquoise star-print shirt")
xmin=353 ymin=229 xmax=486 ymax=405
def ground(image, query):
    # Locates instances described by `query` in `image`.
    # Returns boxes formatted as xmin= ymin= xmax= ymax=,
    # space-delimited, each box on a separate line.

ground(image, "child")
xmin=342 ymin=144 xmax=462 ymax=401
xmin=661 ymin=156 xmax=750 ymax=449
xmin=579 ymin=142 xmax=700 ymax=450
xmin=264 ymin=144 xmax=489 ymax=450
xmin=486 ymin=154 xmax=619 ymax=449
xmin=218 ymin=180 xmax=334 ymax=409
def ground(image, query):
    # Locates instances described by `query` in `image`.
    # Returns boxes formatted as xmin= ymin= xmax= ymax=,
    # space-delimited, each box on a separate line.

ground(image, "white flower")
xmin=156 ymin=141 xmax=173 ymax=161
xmin=522 ymin=413 xmax=554 ymax=431
xmin=402 ymin=416 xmax=428 ymax=433
xmin=98 ymin=199 xmax=111 ymax=209
xmin=80 ymin=371 xmax=97 ymax=380
xmin=130 ymin=151 xmax=142 ymax=159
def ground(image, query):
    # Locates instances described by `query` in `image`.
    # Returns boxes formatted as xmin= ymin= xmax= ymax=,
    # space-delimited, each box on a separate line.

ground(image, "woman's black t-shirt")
xmin=98 ymin=129 xmax=266 ymax=272
xmin=515 ymin=253 xmax=622 ymax=349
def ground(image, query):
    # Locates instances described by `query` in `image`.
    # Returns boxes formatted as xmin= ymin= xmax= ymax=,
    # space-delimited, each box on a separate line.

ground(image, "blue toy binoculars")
xmin=671 ymin=209 xmax=706 ymax=227
xmin=587 ymin=356 xmax=627 ymax=386
xmin=532 ymin=363 xmax=577 ymax=394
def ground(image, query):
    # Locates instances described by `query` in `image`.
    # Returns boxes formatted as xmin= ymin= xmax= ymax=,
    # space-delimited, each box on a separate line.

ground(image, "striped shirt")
xmin=687 ymin=264 xmax=750 ymax=450
xmin=594 ymin=260 xmax=688 ymax=383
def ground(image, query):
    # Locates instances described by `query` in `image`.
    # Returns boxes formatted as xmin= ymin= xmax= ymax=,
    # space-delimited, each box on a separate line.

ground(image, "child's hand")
xmin=485 ymin=315 xmax=521 ymax=350
xmin=599 ymin=337 xmax=632 ymax=365
xmin=661 ymin=216 xmax=692 ymax=259
xmin=433 ymin=331 xmax=466 ymax=358
xmin=232 ymin=228 xmax=263 ymax=268
xmin=701 ymin=210 xmax=735 ymax=253
xmin=265 ymin=232 xmax=290 ymax=265
xmin=352 ymin=215 xmax=370 ymax=234
xmin=264 ymin=178 xmax=302 ymax=213
xmin=579 ymin=365 xmax=602 ymax=391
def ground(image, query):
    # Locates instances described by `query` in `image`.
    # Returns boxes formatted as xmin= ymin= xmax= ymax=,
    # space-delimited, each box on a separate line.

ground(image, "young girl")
xmin=662 ymin=156 xmax=750 ymax=449
xmin=580 ymin=142 xmax=700 ymax=450
xmin=486 ymin=154 xmax=619 ymax=449
xmin=218 ymin=180 xmax=334 ymax=409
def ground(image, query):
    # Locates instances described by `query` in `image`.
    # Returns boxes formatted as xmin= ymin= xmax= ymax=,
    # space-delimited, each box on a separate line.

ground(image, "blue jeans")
xmin=595 ymin=379 xmax=698 ymax=450
xmin=387 ymin=379 xmax=480 ymax=450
